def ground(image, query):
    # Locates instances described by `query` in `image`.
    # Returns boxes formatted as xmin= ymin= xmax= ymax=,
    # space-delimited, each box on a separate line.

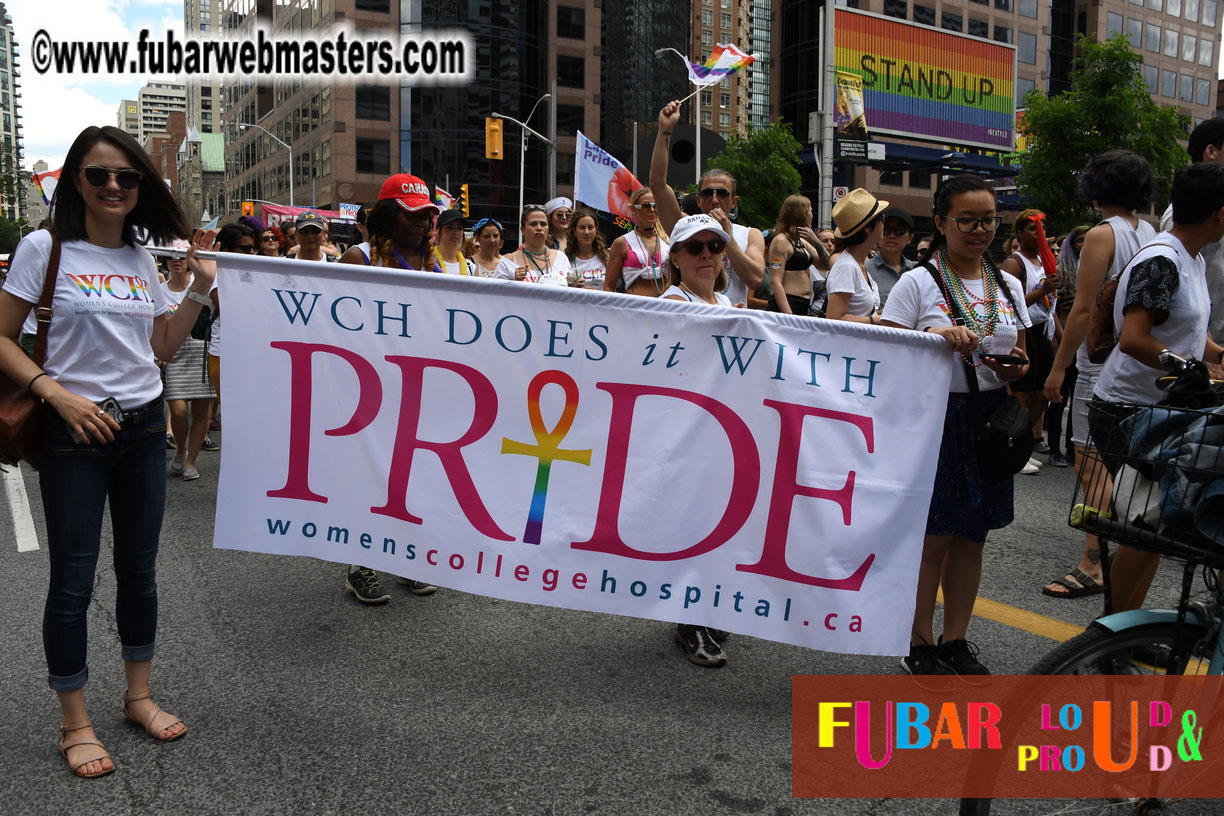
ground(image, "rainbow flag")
xmin=32 ymin=166 xmax=61 ymax=206
xmin=435 ymin=186 xmax=455 ymax=209
xmin=686 ymin=43 xmax=758 ymax=88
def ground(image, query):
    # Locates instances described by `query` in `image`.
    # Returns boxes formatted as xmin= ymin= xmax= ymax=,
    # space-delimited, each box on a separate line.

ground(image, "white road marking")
xmin=2 ymin=463 xmax=39 ymax=552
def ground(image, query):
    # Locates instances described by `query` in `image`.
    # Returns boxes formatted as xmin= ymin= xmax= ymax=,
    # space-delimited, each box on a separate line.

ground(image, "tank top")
xmin=661 ymin=284 xmax=733 ymax=307
xmin=1076 ymin=215 xmax=1157 ymax=375
xmin=1014 ymin=251 xmax=1056 ymax=337
xmin=623 ymin=230 xmax=668 ymax=287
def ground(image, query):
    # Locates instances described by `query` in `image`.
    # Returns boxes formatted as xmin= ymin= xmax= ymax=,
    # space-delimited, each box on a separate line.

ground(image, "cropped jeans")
xmin=39 ymin=398 xmax=166 ymax=692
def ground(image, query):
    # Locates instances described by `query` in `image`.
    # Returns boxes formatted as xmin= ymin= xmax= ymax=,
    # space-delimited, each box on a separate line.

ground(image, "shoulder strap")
xmin=926 ymin=263 xmax=985 ymax=414
xmin=31 ymin=233 xmax=61 ymax=368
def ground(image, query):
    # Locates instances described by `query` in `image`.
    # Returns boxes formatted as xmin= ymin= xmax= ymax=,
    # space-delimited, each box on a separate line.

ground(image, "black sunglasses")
xmin=677 ymin=239 xmax=726 ymax=255
xmin=698 ymin=187 xmax=731 ymax=199
xmin=882 ymin=226 xmax=910 ymax=237
xmin=82 ymin=165 xmax=143 ymax=191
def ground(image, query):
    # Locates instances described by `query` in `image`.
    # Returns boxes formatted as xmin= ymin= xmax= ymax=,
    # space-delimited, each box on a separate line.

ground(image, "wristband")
xmin=186 ymin=290 xmax=212 ymax=307
xmin=27 ymin=371 xmax=47 ymax=392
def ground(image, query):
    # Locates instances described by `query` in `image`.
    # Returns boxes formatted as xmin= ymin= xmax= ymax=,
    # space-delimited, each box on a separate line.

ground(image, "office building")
xmin=185 ymin=0 xmax=223 ymax=134
xmin=0 ymin=2 xmax=23 ymax=222
xmin=690 ymin=0 xmax=753 ymax=141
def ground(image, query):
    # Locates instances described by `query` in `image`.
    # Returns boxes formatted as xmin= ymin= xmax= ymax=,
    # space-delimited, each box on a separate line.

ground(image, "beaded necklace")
xmin=935 ymin=248 xmax=999 ymax=367
xmin=523 ymin=246 xmax=552 ymax=282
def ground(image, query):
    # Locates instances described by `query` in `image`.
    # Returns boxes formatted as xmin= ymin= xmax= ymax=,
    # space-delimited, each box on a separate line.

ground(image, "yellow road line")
xmin=937 ymin=589 xmax=1087 ymax=643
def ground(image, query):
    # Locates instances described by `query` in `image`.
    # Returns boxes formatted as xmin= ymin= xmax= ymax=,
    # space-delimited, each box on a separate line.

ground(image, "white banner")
xmin=573 ymin=131 xmax=642 ymax=220
xmin=214 ymin=255 xmax=954 ymax=655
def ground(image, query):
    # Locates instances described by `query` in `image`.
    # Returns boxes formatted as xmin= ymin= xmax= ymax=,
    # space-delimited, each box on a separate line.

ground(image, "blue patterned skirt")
xmin=925 ymin=389 xmax=1015 ymax=543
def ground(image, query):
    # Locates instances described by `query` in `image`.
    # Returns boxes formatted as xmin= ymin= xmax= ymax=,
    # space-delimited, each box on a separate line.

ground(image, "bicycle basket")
xmin=1073 ymin=401 xmax=1224 ymax=569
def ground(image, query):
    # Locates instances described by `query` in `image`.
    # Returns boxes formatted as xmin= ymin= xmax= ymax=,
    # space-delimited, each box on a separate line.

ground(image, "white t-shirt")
xmin=207 ymin=280 xmax=221 ymax=357
xmin=1014 ymin=251 xmax=1056 ymax=339
xmin=824 ymin=253 xmax=881 ymax=317
xmin=881 ymin=264 xmax=1032 ymax=393
xmin=494 ymin=249 xmax=571 ymax=285
xmin=1094 ymin=232 xmax=1209 ymax=404
xmin=573 ymin=254 xmax=606 ymax=289
xmin=3 ymin=230 xmax=167 ymax=406
xmin=161 ymin=277 xmax=192 ymax=315
xmin=661 ymin=284 xmax=733 ymax=307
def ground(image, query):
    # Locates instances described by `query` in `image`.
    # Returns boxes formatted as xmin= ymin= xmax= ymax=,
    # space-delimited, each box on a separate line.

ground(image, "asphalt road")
xmin=1 ymin=439 xmax=1218 ymax=816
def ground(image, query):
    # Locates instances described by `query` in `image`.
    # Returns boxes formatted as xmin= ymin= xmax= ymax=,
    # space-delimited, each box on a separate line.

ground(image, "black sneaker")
xmin=201 ymin=435 xmax=220 ymax=452
xmin=901 ymin=643 xmax=954 ymax=676
xmin=674 ymin=624 xmax=727 ymax=668
xmin=395 ymin=576 xmax=438 ymax=595
xmin=345 ymin=568 xmax=391 ymax=604
xmin=937 ymin=636 xmax=991 ymax=675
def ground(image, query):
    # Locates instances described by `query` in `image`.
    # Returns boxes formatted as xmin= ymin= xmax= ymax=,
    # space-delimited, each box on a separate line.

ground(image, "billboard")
xmin=835 ymin=8 xmax=1017 ymax=151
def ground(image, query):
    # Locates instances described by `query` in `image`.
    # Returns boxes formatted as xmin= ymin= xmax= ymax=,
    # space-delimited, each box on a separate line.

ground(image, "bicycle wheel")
xmin=958 ymin=621 xmax=1213 ymax=816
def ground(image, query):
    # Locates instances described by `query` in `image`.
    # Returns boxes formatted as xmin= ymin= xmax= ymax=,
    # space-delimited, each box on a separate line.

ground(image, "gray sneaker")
xmin=396 ymin=576 xmax=438 ymax=595
xmin=346 ymin=568 xmax=391 ymax=604
xmin=169 ymin=455 xmax=185 ymax=475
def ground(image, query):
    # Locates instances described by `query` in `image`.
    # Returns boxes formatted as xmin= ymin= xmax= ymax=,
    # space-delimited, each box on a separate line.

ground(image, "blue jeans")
xmin=39 ymin=398 xmax=167 ymax=691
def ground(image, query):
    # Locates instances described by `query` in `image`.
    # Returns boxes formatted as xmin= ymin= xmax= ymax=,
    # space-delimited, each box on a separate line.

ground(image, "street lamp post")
xmin=238 ymin=121 xmax=294 ymax=208
xmin=491 ymin=93 xmax=551 ymax=242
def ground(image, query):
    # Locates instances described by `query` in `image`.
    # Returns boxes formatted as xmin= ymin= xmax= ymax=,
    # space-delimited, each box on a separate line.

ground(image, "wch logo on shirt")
xmin=65 ymin=273 xmax=155 ymax=303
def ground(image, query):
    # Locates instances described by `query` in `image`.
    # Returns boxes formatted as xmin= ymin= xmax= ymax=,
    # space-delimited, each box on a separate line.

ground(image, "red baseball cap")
xmin=378 ymin=173 xmax=439 ymax=214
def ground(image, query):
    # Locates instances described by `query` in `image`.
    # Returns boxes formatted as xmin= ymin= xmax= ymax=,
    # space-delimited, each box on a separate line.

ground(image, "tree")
xmin=0 ymin=217 xmax=21 ymax=254
xmin=706 ymin=119 xmax=802 ymax=229
xmin=1017 ymin=34 xmax=1189 ymax=227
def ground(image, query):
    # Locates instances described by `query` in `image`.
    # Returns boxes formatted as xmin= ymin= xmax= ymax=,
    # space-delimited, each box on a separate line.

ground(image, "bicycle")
xmin=960 ymin=353 xmax=1224 ymax=815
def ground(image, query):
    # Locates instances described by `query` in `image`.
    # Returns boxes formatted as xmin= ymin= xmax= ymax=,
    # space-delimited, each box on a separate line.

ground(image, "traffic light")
xmin=459 ymin=184 xmax=470 ymax=218
xmin=241 ymin=201 xmax=254 ymax=217
xmin=485 ymin=118 xmax=503 ymax=160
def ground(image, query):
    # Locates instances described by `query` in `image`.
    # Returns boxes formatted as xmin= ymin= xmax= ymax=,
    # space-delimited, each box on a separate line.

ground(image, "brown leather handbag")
xmin=0 ymin=233 xmax=62 ymax=469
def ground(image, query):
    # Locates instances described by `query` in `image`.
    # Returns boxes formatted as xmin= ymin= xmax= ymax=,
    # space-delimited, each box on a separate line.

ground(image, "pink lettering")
xmin=571 ymin=382 xmax=759 ymax=560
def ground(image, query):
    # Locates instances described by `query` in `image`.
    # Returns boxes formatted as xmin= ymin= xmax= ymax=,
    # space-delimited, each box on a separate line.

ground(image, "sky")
xmin=8 ymin=0 xmax=182 ymax=172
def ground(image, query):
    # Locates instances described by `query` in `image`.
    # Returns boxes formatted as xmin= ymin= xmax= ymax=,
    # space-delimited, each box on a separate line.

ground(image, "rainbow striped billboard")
xmin=835 ymin=8 xmax=1017 ymax=151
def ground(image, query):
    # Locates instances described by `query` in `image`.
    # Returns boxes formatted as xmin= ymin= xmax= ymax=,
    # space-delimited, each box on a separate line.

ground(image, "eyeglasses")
xmin=633 ymin=202 xmax=657 ymax=211
xmin=698 ymin=187 xmax=731 ymax=199
xmin=882 ymin=226 xmax=911 ymax=237
xmin=81 ymin=165 xmax=143 ymax=191
xmin=950 ymin=216 xmax=1003 ymax=232
xmin=473 ymin=217 xmax=502 ymax=232
xmin=677 ymin=239 xmax=726 ymax=255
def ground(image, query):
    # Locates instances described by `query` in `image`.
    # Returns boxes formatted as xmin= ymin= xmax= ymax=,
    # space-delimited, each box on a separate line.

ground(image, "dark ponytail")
xmin=928 ymin=174 xmax=995 ymax=256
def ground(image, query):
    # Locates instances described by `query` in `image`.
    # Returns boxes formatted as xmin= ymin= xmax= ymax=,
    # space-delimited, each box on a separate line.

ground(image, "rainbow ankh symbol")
xmin=501 ymin=370 xmax=593 ymax=544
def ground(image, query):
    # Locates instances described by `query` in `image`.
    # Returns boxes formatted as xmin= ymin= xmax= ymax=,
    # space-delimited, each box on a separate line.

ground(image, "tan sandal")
xmin=58 ymin=720 xmax=115 ymax=779
xmin=122 ymin=692 xmax=186 ymax=742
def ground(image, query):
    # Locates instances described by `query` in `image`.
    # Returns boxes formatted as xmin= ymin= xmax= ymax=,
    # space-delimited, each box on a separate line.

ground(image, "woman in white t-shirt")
xmin=564 ymin=208 xmax=608 ymax=289
xmin=825 ymin=188 xmax=884 ymax=324
xmin=160 ymin=239 xmax=216 ymax=482
xmin=881 ymin=174 xmax=1031 ymax=678
xmin=658 ymin=215 xmax=734 ymax=668
xmin=495 ymin=206 xmax=571 ymax=285
xmin=0 ymin=126 xmax=215 ymax=777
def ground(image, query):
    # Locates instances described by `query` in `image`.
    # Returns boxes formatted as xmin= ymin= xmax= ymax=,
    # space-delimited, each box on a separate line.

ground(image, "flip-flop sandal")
xmin=1041 ymin=567 xmax=1104 ymax=599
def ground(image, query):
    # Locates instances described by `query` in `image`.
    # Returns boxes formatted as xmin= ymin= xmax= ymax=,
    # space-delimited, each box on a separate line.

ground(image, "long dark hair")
xmin=366 ymin=198 xmax=433 ymax=267
xmin=53 ymin=126 xmax=189 ymax=245
xmin=564 ymin=208 xmax=608 ymax=265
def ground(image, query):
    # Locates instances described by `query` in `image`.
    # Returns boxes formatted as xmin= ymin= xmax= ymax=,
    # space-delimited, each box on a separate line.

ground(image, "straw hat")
xmin=832 ymin=188 xmax=888 ymax=239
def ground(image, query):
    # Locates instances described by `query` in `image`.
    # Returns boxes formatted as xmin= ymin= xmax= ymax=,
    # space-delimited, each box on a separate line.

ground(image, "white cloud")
xmin=6 ymin=1 xmax=190 ymax=169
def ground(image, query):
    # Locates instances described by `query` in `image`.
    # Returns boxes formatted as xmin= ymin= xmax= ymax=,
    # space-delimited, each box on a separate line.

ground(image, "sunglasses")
xmin=633 ymin=202 xmax=657 ymax=211
xmin=297 ymin=225 xmax=323 ymax=234
xmin=261 ymin=235 xmax=279 ymax=242
xmin=473 ymin=217 xmax=503 ymax=232
xmin=676 ymin=239 xmax=726 ymax=255
xmin=82 ymin=165 xmax=143 ymax=191
xmin=553 ymin=211 xmax=572 ymax=219
xmin=237 ymin=243 xmax=257 ymax=253
xmin=882 ymin=226 xmax=910 ymax=237
xmin=698 ymin=187 xmax=731 ymax=199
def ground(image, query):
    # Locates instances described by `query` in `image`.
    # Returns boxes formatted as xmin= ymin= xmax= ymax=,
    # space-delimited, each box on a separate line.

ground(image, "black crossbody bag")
xmin=926 ymin=264 xmax=1034 ymax=478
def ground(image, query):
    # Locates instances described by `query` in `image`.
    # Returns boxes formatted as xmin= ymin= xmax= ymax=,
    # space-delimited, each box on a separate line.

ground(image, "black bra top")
xmin=785 ymin=237 xmax=812 ymax=271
